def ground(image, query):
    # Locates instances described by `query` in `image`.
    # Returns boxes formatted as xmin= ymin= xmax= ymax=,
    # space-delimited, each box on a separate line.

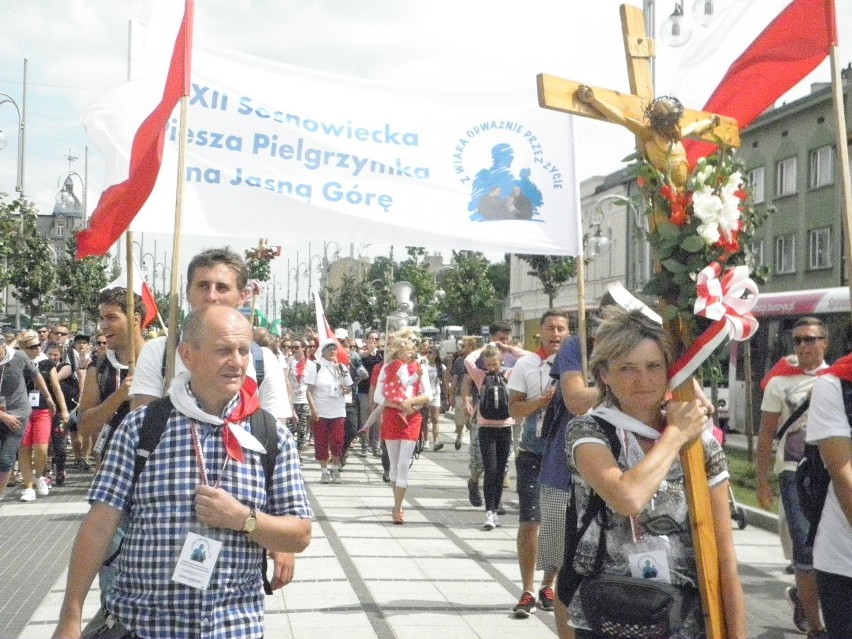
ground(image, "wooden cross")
xmin=537 ymin=6 xmax=735 ymax=639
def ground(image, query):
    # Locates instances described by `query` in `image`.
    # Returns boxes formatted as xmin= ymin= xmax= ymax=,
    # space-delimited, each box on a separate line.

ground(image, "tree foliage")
xmin=279 ymin=300 xmax=316 ymax=334
xmin=439 ymin=250 xmax=496 ymax=334
xmin=2 ymin=200 xmax=57 ymax=320
xmin=517 ymin=254 xmax=578 ymax=307
xmin=56 ymin=235 xmax=112 ymax=318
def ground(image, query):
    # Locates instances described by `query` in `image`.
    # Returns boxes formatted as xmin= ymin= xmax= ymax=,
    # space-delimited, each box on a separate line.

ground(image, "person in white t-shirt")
xmin=305 ymin=339 xmax=353 ymax=484
xmin=806 ymin=356 xmax=852 ymax=639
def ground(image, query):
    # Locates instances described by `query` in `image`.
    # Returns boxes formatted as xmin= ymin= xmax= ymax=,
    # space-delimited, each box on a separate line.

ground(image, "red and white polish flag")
xmin=655 ymin=0 xmax=837 ymax=162
xmin=76 ymin=0 xmax=194 ymax=259
xmin=102 ymin=259 xmax=161 ymax=329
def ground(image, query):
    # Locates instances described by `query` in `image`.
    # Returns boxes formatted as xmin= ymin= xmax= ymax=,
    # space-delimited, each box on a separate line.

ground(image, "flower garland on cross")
xmin=244 ymin=238 xmax=278 ymax=328
xmin=631 ymin=136 xmax=768 ymax=386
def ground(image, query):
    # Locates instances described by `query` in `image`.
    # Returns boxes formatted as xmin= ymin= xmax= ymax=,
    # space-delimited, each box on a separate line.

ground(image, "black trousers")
xmin=478 ymin=425 xmax=511 ymax=512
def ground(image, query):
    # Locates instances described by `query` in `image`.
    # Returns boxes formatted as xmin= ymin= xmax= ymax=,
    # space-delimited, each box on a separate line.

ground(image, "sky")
xmin=1 ymin=0 xmax=850 ymax=306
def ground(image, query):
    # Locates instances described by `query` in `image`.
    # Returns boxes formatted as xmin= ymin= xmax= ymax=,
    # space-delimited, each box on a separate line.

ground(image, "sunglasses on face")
xmin=53 ymin=331 xmax=69 ymax=337
xmin=793 ymin=336 xmax=825 ymax=346
xmin=25 ymin=344 xmax=40 ymax=350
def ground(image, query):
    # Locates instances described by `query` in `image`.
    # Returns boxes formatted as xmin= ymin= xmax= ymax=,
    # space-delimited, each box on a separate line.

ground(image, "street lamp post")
xmin=302 ymin=255 xmax=323 ymax=299
xmin=0 ymin=59 xmax=27 ymax=329
xmin=321 ymin=241 xmax=342 ymax=308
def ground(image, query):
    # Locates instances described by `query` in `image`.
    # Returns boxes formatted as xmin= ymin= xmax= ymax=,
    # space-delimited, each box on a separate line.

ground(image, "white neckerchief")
xmin=588 ymin=405 xmax=664 ymax=440
xmin=105 ymin=349 xmax=129 ymax=370
xmin=0 ymin=347 xmax=15 ymax=366
xmin=167 ymin=371 xmax=266 ymax=454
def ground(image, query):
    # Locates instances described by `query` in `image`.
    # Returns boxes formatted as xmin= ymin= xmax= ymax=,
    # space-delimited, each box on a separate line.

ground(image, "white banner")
xmin=84 ymin=37 xmax=581 ymax=256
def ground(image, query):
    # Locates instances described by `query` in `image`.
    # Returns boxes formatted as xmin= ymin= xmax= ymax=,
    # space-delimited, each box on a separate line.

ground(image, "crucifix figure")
xmin=536 ymin=5 xmax=742 ymax=639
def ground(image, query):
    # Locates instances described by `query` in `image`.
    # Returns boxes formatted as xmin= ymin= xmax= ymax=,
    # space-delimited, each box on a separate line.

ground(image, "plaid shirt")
xmin=88 ymin=394 xmax=313 ymax=639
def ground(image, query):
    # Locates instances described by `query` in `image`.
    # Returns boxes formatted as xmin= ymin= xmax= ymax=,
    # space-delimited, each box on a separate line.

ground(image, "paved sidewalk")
xmin=3 ymin=419 xmax=805 ymax=638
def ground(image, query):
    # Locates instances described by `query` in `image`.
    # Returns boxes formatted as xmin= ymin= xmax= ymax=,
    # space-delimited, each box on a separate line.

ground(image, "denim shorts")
xmin=779 ymin=470 xmax=814 ymax=569
xmin=515 ymin=450 xmax=543 ymax=523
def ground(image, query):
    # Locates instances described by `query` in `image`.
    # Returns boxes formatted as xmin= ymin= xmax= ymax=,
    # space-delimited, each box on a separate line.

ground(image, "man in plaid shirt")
xmin=53 ymin=307 xmax=312 ymax=639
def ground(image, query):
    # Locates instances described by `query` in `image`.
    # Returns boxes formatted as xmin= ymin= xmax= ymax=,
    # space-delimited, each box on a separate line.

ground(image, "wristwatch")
xmin=241 ymin=506 xmax=257 ymax=534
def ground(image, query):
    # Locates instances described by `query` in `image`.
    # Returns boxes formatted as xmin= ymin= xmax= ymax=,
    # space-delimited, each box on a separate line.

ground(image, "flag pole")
xmin=164 ymin=0 xmax=194 ymax=387
xmin=829 ymin=45 xmax=852 ymax=312
xmin=125 ymin=231 xmax=136 ymax=372
xmin=164 ymin=91 xmax=189 ymax=387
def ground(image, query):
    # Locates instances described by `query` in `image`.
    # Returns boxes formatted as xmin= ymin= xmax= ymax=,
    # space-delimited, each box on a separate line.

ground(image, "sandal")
xmin=392 ymin=509 xmax=404 ymax=525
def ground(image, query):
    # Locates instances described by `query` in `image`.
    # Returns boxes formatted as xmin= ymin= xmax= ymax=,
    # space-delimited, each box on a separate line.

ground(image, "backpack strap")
xmin=558 ymin=415 xmax=622 ymax=604
xmin=776 ymin=395 xmax=811 ymax=442
xmin=248 ymin=407 xmax=279 ymax=595
xmin=135 ymin=396 xmax=175 ymax=483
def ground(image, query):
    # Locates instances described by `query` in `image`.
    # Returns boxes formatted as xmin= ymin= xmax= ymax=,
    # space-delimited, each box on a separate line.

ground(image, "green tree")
xmin=56 ymin=235 xmax=112 ymax=320
xmin=439 ymin=251 xmax=496 ymax=334
xmin=398 ymin=246 xmax=439 ymax=327
xmin=517 ymin=254 xmax=578 ymax=307
xmin=327 ymin=272 xmax=371 ymax=328
xmin=280 ymin=301 xmax=316 ymax=334
xmin=487 ymin=254 xmax=511 ymax=299
xmin=3 ymin=201 xmax=57 ymax=322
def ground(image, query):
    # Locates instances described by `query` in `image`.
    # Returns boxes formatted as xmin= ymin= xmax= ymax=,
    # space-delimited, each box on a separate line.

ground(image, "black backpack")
xmin=795 ymin=378 xmax=852 ymax=545
xmin=478 ymin=372 xmax=510 ymax=420
xmin=132 ymin=396 xmax=280 ymax=594
xmin=557 ymin=415 xmax=621 ymax=606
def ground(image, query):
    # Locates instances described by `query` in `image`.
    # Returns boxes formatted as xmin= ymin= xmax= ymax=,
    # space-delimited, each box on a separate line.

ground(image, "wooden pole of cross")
xmin=537 ymin=5 xmax=737 ymax=638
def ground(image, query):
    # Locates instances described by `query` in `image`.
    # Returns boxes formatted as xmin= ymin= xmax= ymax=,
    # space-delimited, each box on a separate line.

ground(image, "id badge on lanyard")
xmin=171 ymin=421 xmax=228 ymax=591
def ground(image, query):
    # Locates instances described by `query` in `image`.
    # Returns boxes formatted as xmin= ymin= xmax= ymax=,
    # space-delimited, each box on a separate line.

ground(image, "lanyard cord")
xmin=189 ymin=421 xmax=229 ymax=488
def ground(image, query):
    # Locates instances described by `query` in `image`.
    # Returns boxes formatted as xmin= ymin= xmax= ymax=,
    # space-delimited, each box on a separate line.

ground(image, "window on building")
xmin=775 ymin=235 xmax=795 ymax=274
xmin=55 ymin=225 xmax=65 ymax=238
xmin=808 ymin=227 xmax=831 ymax=269
xmin=776 ymin=157 xmax=797 ymax=197
xmin=809 ymin=145 xmax=834 ymax=188
xmin=747 ymin=166 xmax=765 ymax=204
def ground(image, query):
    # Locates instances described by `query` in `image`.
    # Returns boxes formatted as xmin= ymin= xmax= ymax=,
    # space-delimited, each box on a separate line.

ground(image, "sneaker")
xmin=320 ymin=469 xmax=331 ymax=484
xmin=55 ymin=471 xmax=65 ymax=487
xmin=513 ymin=591 xmax=537 ymax=618
xmin=483 ymin=510 xmax=496 ymax=531
xmin=358 ymin=447 xmax=368 ymax=457
xmin=36 ymin=477 xmax=50 ymax=496
xmin=496 ymin=503 xmax=506 ymax=516
xmin=330 ymin=466 xmax=342 ymax=484
xmin=382 ymin=471 xmax=390 ymax=483
xmin=494 ymin=513 xmax=501 ymax=528
xmin=19 ymin=488 xmax=36 ymax=502
xmin=432 ymin=442 xmax=444 ymax=451
xmin=786 ymin=586 xmax=809 ymax=634
xmin=468 ymin=479 xmax=483 ymax=507
xmin=454 ymin=437 xmax=462 ymax=450
xmin=538 ymin=586 xmax=555 ymax=612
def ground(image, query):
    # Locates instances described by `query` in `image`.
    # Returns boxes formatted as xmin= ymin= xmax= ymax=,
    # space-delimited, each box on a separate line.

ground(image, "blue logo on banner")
xmin=466 ymin=144 xmax=543 ymax=222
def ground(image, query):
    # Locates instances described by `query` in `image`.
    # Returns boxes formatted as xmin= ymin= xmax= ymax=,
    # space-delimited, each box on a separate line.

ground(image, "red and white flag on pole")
xmin=313 ymin=290 xmax=350 ymax=365
xmin=659 ymin=0 xmax=836 ymax=163
xmin=76 ymin=0 xmax=194 ymax=258
xmin=103 ymin=259 xmax=161 ymax=329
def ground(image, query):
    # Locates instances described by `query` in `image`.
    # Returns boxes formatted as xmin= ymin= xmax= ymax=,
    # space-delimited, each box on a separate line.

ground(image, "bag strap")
xmin=776 ymin=395 xmax=811 ymax=442
xmin=248 ymin=407 xmax=278 ymax=595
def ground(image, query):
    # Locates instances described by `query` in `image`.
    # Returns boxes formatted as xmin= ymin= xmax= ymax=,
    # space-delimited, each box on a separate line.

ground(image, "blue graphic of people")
xmin=468 ymin=144 xmax=543 ymax=222
xmin=191 ymin=540 xmax=209 ymax=563
xmin=641 ymin=557 xmax=659 ymax=579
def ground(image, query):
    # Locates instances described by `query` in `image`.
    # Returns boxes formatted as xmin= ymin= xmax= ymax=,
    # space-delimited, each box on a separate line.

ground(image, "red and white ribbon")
xmin=669 ymin=263 xmax=759 ymax=390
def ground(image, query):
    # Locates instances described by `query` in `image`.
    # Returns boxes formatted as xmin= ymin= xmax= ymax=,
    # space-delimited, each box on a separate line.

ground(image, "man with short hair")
xmin=54 ymin=306 xmax=312 ymax=639
xmin=35 ymin=325 xmax=50 ymax=352
xmin=130 ymin=247 xmax=296 ymax=588
xmin=507 ymin=310 xmax=568 ymax=619
xmin=757 ymin=317 xmax=829 ymax=636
